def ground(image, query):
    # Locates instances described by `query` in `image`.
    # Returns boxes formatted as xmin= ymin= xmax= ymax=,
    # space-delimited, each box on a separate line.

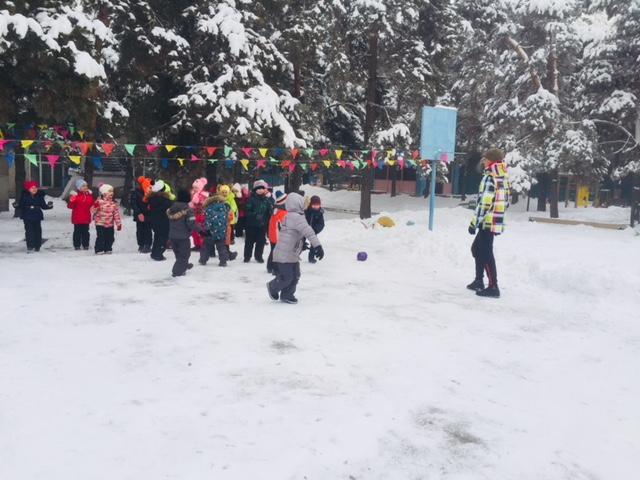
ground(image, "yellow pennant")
xmin=166 ymin=145 xmax=177 ymax=152
xmin=78 ymin=130 xmax=85 ymax=139
xmin=259 ymin=148 xmax=268 ymax=158
xmin=21 ymin=140 xmax=34 ymax=150
xmin=387 ymin=149 xmax=396 ymax=158
xmin=387 ymin=160 xmax=396 ymax=166
xmin=335 ymin=149 xmax=343 ymax=160
xmin=178 ymin=158 xmax=185 ymax=167
xmin=240 ymin=159 xmax=250 ymax=170
xmin=69 ymin=155 xmax=82 ymax=165
xmin=323 ymin=160 xmax=332 ymax=168
xmin=38 ymin=124 xmax=48 ymax=130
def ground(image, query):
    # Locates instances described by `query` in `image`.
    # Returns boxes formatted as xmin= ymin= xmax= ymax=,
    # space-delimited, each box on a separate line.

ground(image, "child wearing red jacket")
xmin=67 ymin=179 xmax=94 ymax=250
xmin=92 ymin=184 xmax=122 ymax=255
xmin=267 ymin=191 xmax=288 ymax=274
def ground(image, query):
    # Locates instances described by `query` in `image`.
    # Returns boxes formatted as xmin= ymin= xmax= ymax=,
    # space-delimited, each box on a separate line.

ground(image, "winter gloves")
xmin=313 ymin=245 xmax=325 ymax=260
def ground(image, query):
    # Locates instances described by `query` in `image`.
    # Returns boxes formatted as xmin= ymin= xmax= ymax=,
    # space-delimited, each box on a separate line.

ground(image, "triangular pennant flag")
xmin=269 ymin=157 xmax=279 ymax=164
xmin=69 ymin=155 xmax=81 ymax=165
xmin=146 ymin=145 xmax=159 ymax=154
xmin=311 ymin=163 xmax=319 ymax=171
xmin=21 ymin=140 xmax=34 ymax=150
xmin=102 ymin=143 xmax=116 ymax=156
xmin=347 ymin=161 xmax=355 ymax=171
xmin=46 ymin=155 xmax=60 ymax=167
xmin=361 ymin=149 xmax=370 ymax=156
xmin=289 ymin=163 xmax=296 ymax=173
xmin=79 ymin=142 xmax=91 ymax=155
xmin=161 ymin=158 xmax=169 ymax=169
xmin=178 ymin=158 xmax=185 ymax=167
xmin=323 ymin=160 xmax=332 ymax=168
xmin=69 ymin=126 xmax=76 ymax=135
xmin=0 ymin=139 xmax=8 ymax=151
xmin=305 ymin=148 xmax=315 ymax=158
xmin=6 ymin=151 xmax=15 ymax=168
xmin=240 ymin=159 xmax=250 ymax=170
xmin=281 ymin=160 xmax=291 ymax=169
xmin=378 ymin=160 xmax=385 ymax=170
xmin=398 ymin=158 xmax=405 ymax=169
xmin=206 ymin=147 xmax=217 ymax=156
xmin=78 ymin=130 xmax=85 ymax=139
xmin=125 ymin=144 xmax=136 ymax=156
xmin=387 ymin=160 xmax=396 ymax=166
xmin=25 ymin=153 xmax=38 ymax=166
xmin=191 ymin=154 xmax=200 ymax=162
xmin=274 ymin=147 xmax=284 ymax=157
xmin=6 ymin=123 xmax=15 ymax=130
xmin=225 ymin=159 xmax=234 ymax=169
xmin=242 ymin=147 xmax=253 ymax=158
xmin=412 ymin=150 xmax=420 ymax=160
xmin=291 ymin=148 xmax=299 ymax=159
xmin=224 ymin=146 xmax=233 ymax=157
xmin=38 ymin=124 xmax=48 ymax=130
xmin=165 ymin=144 xmax=177 ymax=153
xmin=207 ymin=159 xmax=218 ymax=164
xmin=259 ymin=148 xmax=269 ymax=158
xmin=256 ymin=159 xmax=267 ymax=169
xmin=371 ymin=149 xmax=378 ymax=161
xmin=300 ymin=163 xmax=309 ymax=172
xmin=319 ymin=148 xmax=329 ymax=157
xmin=337 ymin=160 xmax=346 ymax=168
xmin=335 ymin=149 xmax=343 ymax=160
xmin=92 ymin=156 xmax=103 ymax=170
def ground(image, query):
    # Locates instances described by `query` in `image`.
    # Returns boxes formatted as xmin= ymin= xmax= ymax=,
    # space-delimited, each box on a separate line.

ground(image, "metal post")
xmin=428 ymin=160 xmax=437 ymax=231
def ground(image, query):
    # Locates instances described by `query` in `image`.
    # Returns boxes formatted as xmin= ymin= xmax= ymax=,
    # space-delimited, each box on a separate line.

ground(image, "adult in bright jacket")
xmin=467 ymin=147 xmax=510 ymax=298
xmin=243 ymin=179 xmax=273 ymax=263
xmin=67 ymin=178 xmax=94 ymax=250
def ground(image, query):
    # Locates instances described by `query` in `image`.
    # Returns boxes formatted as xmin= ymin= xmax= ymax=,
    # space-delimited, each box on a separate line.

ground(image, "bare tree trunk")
xmin=549 ymin=170 xmax=559 ymax=218
xmin=390 ymin=165 xmax=397 ymax=197
xmin=360 ymin=28 xmax=379 ymax=219
xmin=537 ymin=173 xmax=547 ymax=212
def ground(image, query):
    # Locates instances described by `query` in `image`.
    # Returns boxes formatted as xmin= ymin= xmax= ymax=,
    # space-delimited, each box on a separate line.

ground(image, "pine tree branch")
xmin=503 ymin=34 xmax=542 ymax=91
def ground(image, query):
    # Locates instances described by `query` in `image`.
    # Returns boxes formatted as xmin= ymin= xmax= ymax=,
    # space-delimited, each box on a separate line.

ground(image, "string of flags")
xmin=0 ymin=137 xmax=431 ymax=172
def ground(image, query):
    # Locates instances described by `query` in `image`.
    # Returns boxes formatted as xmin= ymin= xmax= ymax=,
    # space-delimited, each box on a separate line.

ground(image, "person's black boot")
xmin=466 ymin=279 xmax=484 ymax=291
xmin=477 ymin=286 xmax=500 ymax=298
xmin=267 ymin=282 xmax=279 ymax=301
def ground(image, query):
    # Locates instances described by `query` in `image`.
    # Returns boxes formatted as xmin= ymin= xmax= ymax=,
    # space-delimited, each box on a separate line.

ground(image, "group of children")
xmin=14 ymin=176 xmax=326 ymax=303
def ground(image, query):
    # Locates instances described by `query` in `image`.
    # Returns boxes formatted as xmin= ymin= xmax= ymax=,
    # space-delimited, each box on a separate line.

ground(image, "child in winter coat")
xmin=467 ymin=148 xmax=510 ymax=298
xmin=305 ymin=195 xmax=325 ymax=263
xmin=92 ymin=184 xmax=122 ymax=255
xmin=244 ymin=179 xmax=273 ymax=263
xmin=16 ymin=181 xmax=53 ymax=252
xmin=189 ymin=177 xmax=209 ymax=251
xmin=67 ymin=179 xmax=94 ymax=250
xmin=167 ymin=190 xmax=199 ymax=277
xmin=147 ymin=180 xmax=174 ymax=261
xmin=235 ymin=185 xmax=249 ymax=238
xmin=217 ymin=184 xmax=238 ymax=245
xmin=267 ymin=191 xmax=288 ymax=274
xmin=201 ymin=195 xmax=232 ymax=267
xmin=267 ymin=193 xmax=324 ymax=304
xmin=130 ymin=176 xmax=153 ymax=253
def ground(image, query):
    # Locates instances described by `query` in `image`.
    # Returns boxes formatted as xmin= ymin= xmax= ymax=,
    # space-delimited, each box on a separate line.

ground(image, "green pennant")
xmin=44 ymin=130 xmax=53 ymax=139
xmin=25 ymin=153 xmax=38 ymax=166
xmin=361 ymin=150 xmax=370 ymax=156
xmin=207 ymin=159 xmax=218 ymax=164
xmin=300 ymin=163 xmax=309 ymax=171
xmin=224 ymin=146 xmax=233 ymax=157
xmin=7 ymin=123 xmax=15 ymax=130
xmin=69 ymin=126 xmax=76 ymax=135
xmin=269 ymin=157 xmax=279 ymax=164
xmin=125 ymin=144 xmax=136 ymax=156
xmin=305 ymin=148 xmax=315 ymax=158
xmin=356 ymin=160 xmax=365 ymax=170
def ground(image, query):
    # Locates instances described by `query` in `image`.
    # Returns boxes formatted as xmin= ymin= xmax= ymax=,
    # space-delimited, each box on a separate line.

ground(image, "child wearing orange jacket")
xmin=267 ymin=191 xmax=288 ymax=274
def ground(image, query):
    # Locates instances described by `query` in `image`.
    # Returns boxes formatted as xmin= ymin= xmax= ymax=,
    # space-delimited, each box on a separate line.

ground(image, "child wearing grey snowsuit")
xmin=201 ymin=195 xmax=231 ymax=267
xmin=167 ymin=190 xmax=198 ymax=277
xmin=267 ymin=193 xmax=324 ymax=304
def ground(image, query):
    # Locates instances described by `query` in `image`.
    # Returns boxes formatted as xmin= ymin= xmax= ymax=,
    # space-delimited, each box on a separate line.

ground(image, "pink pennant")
xmin=319 ymin=148 xmax=329 ymax=157
xmin=46 ymin=155 xmax=60 ymax=167
xmin=102 ymin=143 xmax=116 ymax=156
xmin=288 ymin=163 xmax=296 ymax=173
xmin=242 ymin=147 xmax=253 ymax=157
xmin=191 ymin=154 xmax=200 ymax=162
xmin=256 ymin=159 xmax=267 ymax=169
xmin=371 ymin=149 xmax=377 ymax=161
xmin=347 ymin=161 xmax=355 ymax=171
xmin=0 ymin=139 xmax=8 ymax=151
xmin=412 ymin=150 xmax=420 ymax=160
xmin=206 ymin=147 xmax=217 ymax=156
xmin=291 ymin=148 xmax=299 ymax=159
xmin=146 ymin=145 xmax=159 ymax=154
xmin=337 ymin=160 xmax=346 ymax=168
xmin=399 ymin=158 xmax=405 ymax=169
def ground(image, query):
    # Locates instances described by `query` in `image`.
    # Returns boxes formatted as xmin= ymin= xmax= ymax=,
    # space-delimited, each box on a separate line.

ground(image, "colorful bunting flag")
xmin=146 ymin=145 xmax=159 ymax=154
xmin=319 ymin=148 xmax=329 ymax=157
xmin=25 ymin=153 xmax=38 ymax=166
xmin=161 ymin=158 xmax=169 ymax=169
xmin=311 ymin=163 xmax=319 ymax=171
xmin=240 ymin=159 xmax=250 ymax=170
xmin=274 ymin=147 xmax=284 ymax=157
xmin=207 ymin=159 xmax=218 ymax=164
xmin=225 ymin=159 xmax=234 ymax=169
xmin=21 ymin=140 xmax=34 ymax=150
xmin=166 ymin=144 xmax=177 ymax=153
xmin=269 ymin=157 xmax=279 ymax=164
xmin=259 ymin=148 xmax=269 ymax=158
xmin=191 ymin=154 xmax=200 ymax=162
xmin=92 ymin=156 xmax=103 ymax=170
xmin=178 ymin=158 xmax=185 ymax=167
xmin=300 ymin=163 xmax=309 ymax=172
xmin=79 ymin=142 xmax=91 ymax=155
xmin=305 ymin=148 xmax=315 ymax=158
xmin=46 ymin=155 xmax=60 ymax=167
xmin=412 ymin=150 xmax=420 ymax=160
xmin=291 ymin=148 xmax=299 ymax=159
xmin=102 ymin=143 xmax=116 ymax=156
xmin=125 ymin=144 xmax=136 ymax=156
xmin=224 ymin=146 xmax=233 ymax=157
xmin=323 ymin=160 xmax=332 ymax=168
xmin=242 ymin=147 xmax=253 ymax=158
xmin=206 ymin=147 xmax=217 ymax=156
xmin=78 ymin=130 xmax=85 ymax=139
xmin=0 ymin=139 xmax=8 ymax=151
xmin=256 ymin=159 xmax=267 ymax=169
xmin=337 ymin=160 xmax=346 ymax=168
xmin=6 ymin=151 xmax=15 ymax=168
xmin=289 ymin=163 xmax=296 ymax=173
xmin=335 ymin=149 xmax=343 ymax=160
xmin=69 ymin=155 xmax=81 ymax=165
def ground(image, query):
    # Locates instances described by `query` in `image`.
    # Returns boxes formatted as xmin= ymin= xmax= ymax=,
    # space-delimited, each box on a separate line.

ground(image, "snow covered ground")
xmin=1 ymin=188 xmax=639 ymax=480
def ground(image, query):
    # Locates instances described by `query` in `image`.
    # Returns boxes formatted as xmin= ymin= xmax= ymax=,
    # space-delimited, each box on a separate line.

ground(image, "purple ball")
xmin=357 ymin=252 xmax=368 ymax=262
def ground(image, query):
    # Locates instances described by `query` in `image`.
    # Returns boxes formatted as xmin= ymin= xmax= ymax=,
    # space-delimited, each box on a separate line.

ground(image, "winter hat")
xmin=275 ymin=190 xmax=288 ymax=205
xmin=75 ymin=179 xmax=88 ymax=190
xmin=310 ymin=195 xmax=322 ymax=206
xmin=192 ymin=177 xmax=208 ymax=194
xmin=232 ymin=183 xmax=242 ymax=198
xmin=484 ymin=147 xmax=505 ymax=162
xmin=99 ymin=183 xmax=113 ymax=196
xmin=252 ymin=179 xmax=268 ymax=191
xmin=152 ymin=180 xmax=166 ymax=193
xmin=24 ymin=180 xmax=39 ymax=191
xmin=218 ymin=184 xmax=231 ymax=197
xmin=176 ymin=189 xmax=191 ymax=203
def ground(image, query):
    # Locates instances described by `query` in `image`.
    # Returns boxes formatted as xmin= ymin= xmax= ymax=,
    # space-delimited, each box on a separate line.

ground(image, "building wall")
xmin=373 ymin=179 xmax=417 ymax=195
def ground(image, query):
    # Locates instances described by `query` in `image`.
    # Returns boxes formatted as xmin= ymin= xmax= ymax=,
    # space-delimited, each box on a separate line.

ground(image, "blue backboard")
xmin=420 ymin=106 xmax=458 ymax=161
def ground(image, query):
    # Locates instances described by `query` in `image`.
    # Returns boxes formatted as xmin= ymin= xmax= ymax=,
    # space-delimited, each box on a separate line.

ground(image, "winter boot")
xmin=476 ymin=286 xmax=500 ymax=298
xmin=267 ymin=281 xmax=279 ymax=301
xmin=281 ymin=296 xmax=298 ymax=305
xmin=466 ymin=279 xmax=484 ymax=292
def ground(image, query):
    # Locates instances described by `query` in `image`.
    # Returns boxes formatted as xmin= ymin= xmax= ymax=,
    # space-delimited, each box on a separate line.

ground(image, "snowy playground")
xmin=1 ymin=187 xmax=639 ymax=479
